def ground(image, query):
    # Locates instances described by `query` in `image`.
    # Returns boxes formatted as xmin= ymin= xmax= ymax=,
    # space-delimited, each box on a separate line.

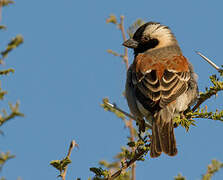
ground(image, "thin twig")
xmin=105 ymin=101 xmax=136 ymax=120
xmin=0 ymin=0 xmax=2 ymax=22
xmin=192 ymin=91 xmax=217 ymax=112
xmin=119 ymin=15 xmax=129 ymax=70
xmin=61 ymin=140 xmax=78 ymax=180
xmin=196 ymin=51 xmax=222 ymax=71
xmin=106 ymin=15 xmax=147 ymax=180
xmin=129 ymin=118 xmax=136 ymax=180
xmin=107 ymin=149 xmax=147 ymax=180
xmin=118 ymin=16 xmax=135 ymax=180
xmin=104 ymin=100 xmax=152 ymax=129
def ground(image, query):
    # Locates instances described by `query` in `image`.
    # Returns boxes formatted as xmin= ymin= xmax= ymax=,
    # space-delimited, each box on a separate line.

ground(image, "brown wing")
xmin=132 ymin=53 xmax=190 ymax=110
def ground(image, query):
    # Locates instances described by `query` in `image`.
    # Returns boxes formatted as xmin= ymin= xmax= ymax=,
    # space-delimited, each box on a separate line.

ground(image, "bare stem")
xmin=107 ymin=149 xmax=147 ymax=180
xmin=129 ymin=119 xmax=136 ymax=180
xmin=0 ymin=0 xmax=2 ymax=22
xmin=119 ymin=15 xmax=129 ymax=70
xmin=192 ymin=91 xmax=217 ymax=112
xmin=104 ymin=100 xmax=136 ymax=120
xmin=61 ymin=140 xmax=78 ymax=180
xmin=119 ymin=15 xmax=136 ymax=180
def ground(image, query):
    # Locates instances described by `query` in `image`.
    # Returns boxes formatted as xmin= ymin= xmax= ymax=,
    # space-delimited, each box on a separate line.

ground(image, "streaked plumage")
xmin=123 ymin=22 xmax=198 ymax=158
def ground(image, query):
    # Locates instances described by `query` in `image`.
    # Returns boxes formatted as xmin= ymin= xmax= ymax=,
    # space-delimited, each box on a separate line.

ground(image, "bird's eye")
xmin=142 ymin=36 xmax=150 ymax=42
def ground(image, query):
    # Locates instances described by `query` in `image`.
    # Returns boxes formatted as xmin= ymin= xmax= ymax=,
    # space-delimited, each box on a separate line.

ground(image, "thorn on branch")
xmin=196 ymin=51 xmax=222 ymax=71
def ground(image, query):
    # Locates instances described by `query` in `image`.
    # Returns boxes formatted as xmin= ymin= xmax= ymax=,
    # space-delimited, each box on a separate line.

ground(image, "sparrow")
xmin=123 ymin=22 xmax=198 ymax=158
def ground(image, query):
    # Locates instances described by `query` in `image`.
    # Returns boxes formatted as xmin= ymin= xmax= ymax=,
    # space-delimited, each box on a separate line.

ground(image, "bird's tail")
xmin=150 ymin=107 xmax=177 ymax=158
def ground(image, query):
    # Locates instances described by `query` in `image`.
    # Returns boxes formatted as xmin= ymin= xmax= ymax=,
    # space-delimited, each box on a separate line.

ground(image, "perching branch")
xmin=119 ymin=16 xmax=129 ymax=70
xmin=101 ymin=98 xmax=152 ymax=129
xmin=102 ymin=98 xmax=136 ymax=121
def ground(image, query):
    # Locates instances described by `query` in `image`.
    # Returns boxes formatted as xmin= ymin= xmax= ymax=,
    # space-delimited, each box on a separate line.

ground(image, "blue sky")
xmin=1 ymin=0 xmax=223 ymax=179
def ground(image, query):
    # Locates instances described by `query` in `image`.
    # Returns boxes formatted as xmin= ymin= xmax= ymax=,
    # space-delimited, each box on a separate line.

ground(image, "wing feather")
xmin=132 ymin=54 xmax=190 ymax=111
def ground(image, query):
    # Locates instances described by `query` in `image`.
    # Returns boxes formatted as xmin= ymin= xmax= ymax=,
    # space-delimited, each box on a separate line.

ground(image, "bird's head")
xmin=123 ymin=22 xmax=178 ymax=55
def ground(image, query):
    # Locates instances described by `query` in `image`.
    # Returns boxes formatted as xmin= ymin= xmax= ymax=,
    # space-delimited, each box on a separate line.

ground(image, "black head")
xmin=123 ymin=22 xmax=176 ymax=55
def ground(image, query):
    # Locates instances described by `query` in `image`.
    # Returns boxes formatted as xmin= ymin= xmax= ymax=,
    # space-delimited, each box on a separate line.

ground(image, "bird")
xmin=123 ymin=22 xmax=198 ymax=158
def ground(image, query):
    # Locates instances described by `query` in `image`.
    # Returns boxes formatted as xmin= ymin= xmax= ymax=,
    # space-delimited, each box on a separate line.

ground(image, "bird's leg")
xmin=136 ymin=118 xmax=146 ymax=140
xmin=180 ymin=111 xmax=186 ymax=119
xmin=139 ymin=118 xmax=146 ymax=132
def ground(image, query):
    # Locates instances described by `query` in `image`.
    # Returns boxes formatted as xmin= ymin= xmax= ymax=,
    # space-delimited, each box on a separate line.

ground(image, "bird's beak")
xmin=122 ymin=38 xmax=139 ymax=49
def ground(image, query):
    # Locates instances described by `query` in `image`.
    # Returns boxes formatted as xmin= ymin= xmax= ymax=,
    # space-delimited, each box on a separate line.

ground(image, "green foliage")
xmin=0 ymin=25 xmax=6 ymax=30
xmin=106 ymin=14 xmax=117 ymax=25
xmin=202 ymin=160 xmax=223 ymax=180
xmin=174 ymin=115 xmax=196 ymax=132
xmin=187 ymin=108 xmax=223 ymax=121
xmin=174 ymin=173 xmax=186 ymax=180
xmin=175 ymin=71 xmax=223 ymax=131
xmin=51 ymin=14 xmax=223 ymax=180
xmin=219 ymin=66 xmax=223 ymax=76
xmin=50 ymin=157 xmax=72 ymax=173
xmin=0 ymin=0 xmax=14 ymax=7
xmin=90 ymin=134 xmax=150 ymax=180
xmin=90 ymin=165 xmax=130 ymax=180
xmin=198 ymin=74 xmax=223 ymax=104
xmin=0 ymin=152 xmax=15 ymax=171
xmin=100 ymin=62 xmax=223 ymax=180
xmin=101 ymin=98 xmax=126 ymax=121
xmin=0 ymin=68 xmax=14 ymax=75
xmin=90 ymin=167 xmax=109 ymax=179
xmin=50 ymin=140 xmax=77 ymax=179
xmin=0 ymin=83 xmax=7 ymax=100
xmin=101 ymin=14 xmax=223 ymax=180
xmin=0 ymin=102 xmax=24 ymax=127
xmin=0 ymin=35 xmax=24 ymax=61
xmin=0 ymin=2 xmax=24 ymax=179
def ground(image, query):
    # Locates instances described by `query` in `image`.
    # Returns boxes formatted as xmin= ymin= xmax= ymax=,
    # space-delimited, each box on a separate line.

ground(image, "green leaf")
xmin=0 ymin=152 xmax=15 ymax=170
xmin=101 ymin=98 xmax=126 ymax=120
xmin=60 ymin=157 xmax=72 ymax=169
xmin=106 ymin=14 xmax=117 ymax=24
xmin=174 ymin=173 xmax=186 ymax=180
xmin=202 ymin=160 xmax=223 ymax=180
xmin=50 ymin=160 xmax=61 ymax=170
xmin=0 ymin=69 xmax=14 ymax=75
xmin=50 ymin=157 xmax=71 ymax=171
xmin=127 ymin=141 xmax=135 ymax=147
xmin=1 ymin=35 xmax=24 ymax=59
xmin=0 ymin=102 xmax=24 ymax=127
xmin=1 ymin=0 xmax=14 ymax=6
xmin=0 ymin=25 xmax=6 ymax=30
xmin=90 ymin=167 xmax=104 ymax=177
